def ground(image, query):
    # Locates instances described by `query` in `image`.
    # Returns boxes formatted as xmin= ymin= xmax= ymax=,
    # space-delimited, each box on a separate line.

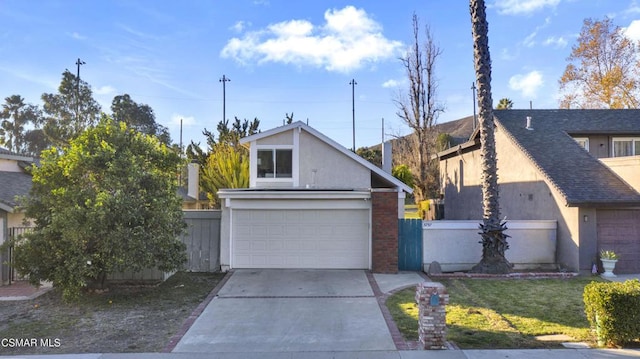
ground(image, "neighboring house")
xmin=0 ymin=148 xmax=34 ymax=285
xmin=438 ymin=109 xmax=640 ymax=273
xmin=218 ymin=121 xmax=413 ymax=272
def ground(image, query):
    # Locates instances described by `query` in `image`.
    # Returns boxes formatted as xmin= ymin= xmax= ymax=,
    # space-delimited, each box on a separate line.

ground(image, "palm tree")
xmin=469 ymin=0 xmax=511 ymax=274
xmin=0 ymin=95 xmax=39 ymax=154
xmin=496 ymin=97 xmax=514 ymax=110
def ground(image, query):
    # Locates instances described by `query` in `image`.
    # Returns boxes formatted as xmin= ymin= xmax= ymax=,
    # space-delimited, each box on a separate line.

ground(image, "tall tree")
xmin=201 ymin=143 xmax=250 ymax=207
xmin=470 ymin=0 xmax=511 ymax=274
xmin=14 ymin=119 xmax=186 ymax=300
xmin=41 ymin=70 xmax=101 ymax=146
xmin=111 ymin=94 xmax=171 ymax=145
xmin=559 ymin=18 xmax=640 ymax=109
xmin=495 ymin=97 xmax=513 ymax=110
xmin=395 ymin=13 xmax=444 ymax=202
xmin=0 ymin=95 xmax=41 ymax=154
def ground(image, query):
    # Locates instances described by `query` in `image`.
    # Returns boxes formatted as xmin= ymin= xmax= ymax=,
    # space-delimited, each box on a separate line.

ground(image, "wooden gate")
xmin=182 ymin=210 xmax=221 ymax=272
xmin=398 ymin=219 xmax=423 ymax=271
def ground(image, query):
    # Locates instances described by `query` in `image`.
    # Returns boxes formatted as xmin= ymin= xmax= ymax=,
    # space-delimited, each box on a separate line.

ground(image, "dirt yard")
xmin=0 ymin=272 xmax=225 ymax=355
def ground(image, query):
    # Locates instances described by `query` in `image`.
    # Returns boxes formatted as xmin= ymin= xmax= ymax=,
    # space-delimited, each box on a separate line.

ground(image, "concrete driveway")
xmin=172 ymin=269 xmax=401 ymax=353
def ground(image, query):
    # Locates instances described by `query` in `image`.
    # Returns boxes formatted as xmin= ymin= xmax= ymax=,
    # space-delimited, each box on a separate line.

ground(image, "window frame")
xmin=254 ymin=145 xmax=295 ymax=182
xmin=612 ymin=137 xmax=640 ymax=157
xmin=573 ymin=137 xmax=589 ymax=151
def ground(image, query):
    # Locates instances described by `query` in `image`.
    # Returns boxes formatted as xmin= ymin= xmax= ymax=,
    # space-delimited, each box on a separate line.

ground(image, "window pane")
xmin=635 ymin=140 xmax=640 ymax=155
xmin=257 ymin=150 xmax=274 ymax=178
xmin=275 ymin=149 xmax=292 ymax=178
xmin=613 ymin=140 xmax=633 ymax=157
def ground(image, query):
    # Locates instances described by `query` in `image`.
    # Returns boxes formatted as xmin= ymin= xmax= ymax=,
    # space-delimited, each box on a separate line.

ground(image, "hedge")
xmin=583 ymin=279 xmax=640 ymax=347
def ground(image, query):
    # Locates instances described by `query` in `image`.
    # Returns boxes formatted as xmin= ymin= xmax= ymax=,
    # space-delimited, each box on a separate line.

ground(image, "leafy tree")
xmin=436 ymin=133 xmax=453 ymax=151
xmin=392 ymin=164 xmax=415 ymax=188
xmin=0 ymin=95 xmax=41 ymax=154
xmin=470 ymin=0 xmax=511 ymax=274
xmin=356 ymin=146 xmax=382 ymax=167
xmin=559 ymin=18 xmax=640 ymax=109
xmin=394 ymin=13 xmax=444 ymax=202
xmin=14 ymin=119 xmax=187 ymax=300
xmin=285 ymin=112 xmax=294 ymax=124
xmin=111 ymin=94 xmax=171 ymax=145
xmin=41 ymin=70 xmax=101 ymax=146
xmin=201 ymin=143 xmax=249 ymax=207
xmin=495 ymin=98 xmax=513 ymax=110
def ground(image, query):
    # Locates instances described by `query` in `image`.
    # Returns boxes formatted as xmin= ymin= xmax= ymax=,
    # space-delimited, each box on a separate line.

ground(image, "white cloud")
xmin=231 ymin=21 xmax=250 ymax=33
xmin=542 ymin=36 xmax=567 ymax=48
xmin=492 ymin=0 xmax=561 ymax=15
xmin=220 ymin=6 xmax=403 ymax=73
xmin=69 ymin=32 xmax=87 ymax=40
xmin=500 ymin=48 xmax=518 ymax=61
xmin=509 ymin=70 xmax=544 ymax=98
xmin=170 ymin=114 xmax=195 ymax=127
xmin=624 ymin=20 xmax=640 ymax=42
xmin=382 ymin=79 xmax=400 ymax=88
xmin=93 ymin=85 xmax=116 ymax=96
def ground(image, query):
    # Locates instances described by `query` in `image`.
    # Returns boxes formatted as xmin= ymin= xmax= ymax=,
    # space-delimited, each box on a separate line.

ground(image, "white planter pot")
xmin=601 ymin=259 xmax=618 ymax=278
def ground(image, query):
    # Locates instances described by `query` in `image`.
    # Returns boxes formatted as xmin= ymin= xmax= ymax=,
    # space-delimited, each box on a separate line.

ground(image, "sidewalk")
xmin=1 ymin=349 xmax=640 ymax=358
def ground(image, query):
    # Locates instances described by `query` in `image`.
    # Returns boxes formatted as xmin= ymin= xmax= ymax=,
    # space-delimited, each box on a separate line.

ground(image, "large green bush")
xmin=13 ymin=119 xmax=187 ymax=300
xmin=584 ymin=279 xmax=640 ymax=347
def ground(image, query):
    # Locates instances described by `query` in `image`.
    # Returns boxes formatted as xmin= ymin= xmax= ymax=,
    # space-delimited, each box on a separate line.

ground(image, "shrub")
xmin=583 ymin=279 xmax=640 ymax=347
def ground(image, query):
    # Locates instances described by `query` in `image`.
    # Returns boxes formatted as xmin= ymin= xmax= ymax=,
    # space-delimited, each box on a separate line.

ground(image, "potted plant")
xmin=599 ymin=250 xmax=619 ymax=278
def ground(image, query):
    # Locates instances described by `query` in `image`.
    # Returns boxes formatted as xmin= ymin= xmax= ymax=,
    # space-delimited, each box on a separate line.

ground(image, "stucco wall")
xmin=255 ymin=130 xmax=294 ymax=146
xmin=440 ymin=125 xmax=583 ymax=271
xmin=423 ymin=220 xmax=557 ymax=272
xmin=0 ymin=159 xmax=22 ymax=172
xmin=298 ymin=131 xmax=370 ymax=189
xmin=600 ymin=156 xmax=640 ymax=192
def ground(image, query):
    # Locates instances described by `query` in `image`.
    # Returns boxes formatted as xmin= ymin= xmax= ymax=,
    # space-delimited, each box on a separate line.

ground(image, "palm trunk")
xmin=469 ymin=0 xmax=512 ymax=274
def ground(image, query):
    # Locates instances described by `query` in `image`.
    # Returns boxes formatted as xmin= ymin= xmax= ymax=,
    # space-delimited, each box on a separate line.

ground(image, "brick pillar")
xmin=416 ymin=282 xmax=449 ymax=350
xmin=371 ymin=189 xmax=398 ymax=273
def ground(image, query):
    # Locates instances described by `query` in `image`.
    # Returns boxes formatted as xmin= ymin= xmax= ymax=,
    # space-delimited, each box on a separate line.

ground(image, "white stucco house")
xmin=218 ymin=121 xmax=412 ymax=272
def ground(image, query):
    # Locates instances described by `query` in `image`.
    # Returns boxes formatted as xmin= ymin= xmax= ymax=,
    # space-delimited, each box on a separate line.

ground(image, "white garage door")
xmin=232 ymin=208 xmax=370 ymax=269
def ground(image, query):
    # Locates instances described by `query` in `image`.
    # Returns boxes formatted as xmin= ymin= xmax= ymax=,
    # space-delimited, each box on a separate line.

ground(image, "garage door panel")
xmin=233 ymin=208 xmax=370 ymax=269
xmin=597 ymin=209 xmax=640 ymax=274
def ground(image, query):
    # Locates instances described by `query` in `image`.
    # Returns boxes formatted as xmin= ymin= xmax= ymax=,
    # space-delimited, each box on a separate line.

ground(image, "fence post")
xmin=415 ymin=281 xmax=449 ymax=349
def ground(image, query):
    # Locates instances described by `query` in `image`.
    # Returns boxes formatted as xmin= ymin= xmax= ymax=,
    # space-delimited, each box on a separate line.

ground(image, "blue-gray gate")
xmin=398 ymin=219 xmax=423 ymax=271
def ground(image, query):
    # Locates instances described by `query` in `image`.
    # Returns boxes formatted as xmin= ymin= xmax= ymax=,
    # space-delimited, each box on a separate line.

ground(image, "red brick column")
xmin=371 ymin=189 xmax=398 ymax=273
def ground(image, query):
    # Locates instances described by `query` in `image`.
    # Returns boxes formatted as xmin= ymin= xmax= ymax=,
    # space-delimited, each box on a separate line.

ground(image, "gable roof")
xmin=0 ymin=171 xmax=32 ymax=212
xmin=439 ymin=109 xmax=640 ymax=207
xmin=241 ymin=121 xmax=413 ymax=194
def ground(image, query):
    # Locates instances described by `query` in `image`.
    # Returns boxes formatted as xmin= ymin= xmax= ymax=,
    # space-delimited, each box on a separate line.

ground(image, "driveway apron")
xmin=172 ymin=269 xmax=396 ymax=353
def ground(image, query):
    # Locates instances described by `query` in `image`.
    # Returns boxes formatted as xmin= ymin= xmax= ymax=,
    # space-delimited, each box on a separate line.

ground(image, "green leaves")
xmin=15 ymin=119 xmax=186 ymax=301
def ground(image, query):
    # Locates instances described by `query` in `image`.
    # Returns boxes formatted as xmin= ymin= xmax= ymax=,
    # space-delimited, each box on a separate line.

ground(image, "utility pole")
xmin=76 ymin=58 xmax=85 ymax=95
xmin=349 ymin=79 xmax=357 ymax=152
xmin=471 ymin=82 xmax=477 ymax=130
xmin=219 ymin=75 xmax=230 ymax=123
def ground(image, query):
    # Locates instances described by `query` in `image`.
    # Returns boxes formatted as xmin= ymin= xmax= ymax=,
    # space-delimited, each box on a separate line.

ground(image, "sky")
xmin=2 ymin=0 xmax=640 ymax=150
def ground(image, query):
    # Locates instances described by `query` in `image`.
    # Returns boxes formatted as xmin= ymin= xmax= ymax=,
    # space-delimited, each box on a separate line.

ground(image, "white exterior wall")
xmin=0 ymin=159 xmax=22 ymax=172
xmin=298 ymin=131 xmax=370 ymax=189
xmin=423 ymin=220 xmax=557 ymax=272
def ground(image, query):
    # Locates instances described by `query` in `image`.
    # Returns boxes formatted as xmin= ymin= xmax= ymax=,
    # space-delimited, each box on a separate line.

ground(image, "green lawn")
xmin=386 ymin=276 xmax=604 ymax=348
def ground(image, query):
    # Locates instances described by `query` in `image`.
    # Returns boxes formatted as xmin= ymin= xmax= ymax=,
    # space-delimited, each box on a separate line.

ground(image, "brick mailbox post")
xmin=415 ymin=281 xmax=449 ymax=350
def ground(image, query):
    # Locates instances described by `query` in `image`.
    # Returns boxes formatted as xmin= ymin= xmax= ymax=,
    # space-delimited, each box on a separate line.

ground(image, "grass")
xmin=386 ymin=276 xmax=605 ymax=349
xmin=0 ymin=271 xmax=225 ymax=354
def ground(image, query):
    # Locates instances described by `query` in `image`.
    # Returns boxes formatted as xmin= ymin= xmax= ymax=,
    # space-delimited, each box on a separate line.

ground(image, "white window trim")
xmin=611 ymin=137 xmax=640 ymax=157
xmin=573 ymin=137 xmax=589 ymax=151
xmin=250 ymin=129 xmax=300 ymax=187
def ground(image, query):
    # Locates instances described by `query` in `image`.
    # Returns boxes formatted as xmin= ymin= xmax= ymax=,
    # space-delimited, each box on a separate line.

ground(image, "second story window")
xmin=257 ymin=149 xmax=292 ymax=178
xmin=612 ymin=137 xmax=640 ymax=157
xmin=573 ymin=137 xmax=589 ymax=151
